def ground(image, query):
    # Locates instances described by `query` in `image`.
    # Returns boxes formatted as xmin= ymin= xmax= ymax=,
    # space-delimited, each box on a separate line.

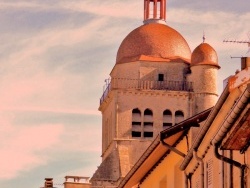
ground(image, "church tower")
xmin=91 ymin=1 xmax=220 ymax=187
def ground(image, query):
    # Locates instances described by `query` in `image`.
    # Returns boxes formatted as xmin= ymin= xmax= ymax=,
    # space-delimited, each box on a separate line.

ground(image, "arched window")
xmin=143 ymin=109 xmax=153 ymax=138
xmin=132 ymin=108 xmax=141 ymax=121
xmin=163 ymin=109 xmax=172 ymax=128
xmin=175 ymin=110 xmax=184 ymax=124
xmin=132 ymin=108 xmax=141 ymax=138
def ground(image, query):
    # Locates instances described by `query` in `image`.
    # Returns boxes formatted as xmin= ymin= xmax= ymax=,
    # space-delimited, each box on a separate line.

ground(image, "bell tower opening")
xmin=144 ymin=0 xmax=166 ymax=24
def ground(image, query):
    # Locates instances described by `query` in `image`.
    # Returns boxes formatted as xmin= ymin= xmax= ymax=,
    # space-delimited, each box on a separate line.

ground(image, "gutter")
xmin=180 ymin=85 xmax=230 ymax=170
xmin=212 ymin=84 xmax=250 ymax=145
xmin=214 ymin=143 xmax=246 ymax=188
xmin=211 ymin=84 xmax=250 ymax=188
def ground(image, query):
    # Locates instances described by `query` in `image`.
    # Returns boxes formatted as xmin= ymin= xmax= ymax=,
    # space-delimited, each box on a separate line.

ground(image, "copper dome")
xmin=191 ymin=43 xmax=220 ymax=68
xmin=116 ymin=23 xmax=191 ymax=64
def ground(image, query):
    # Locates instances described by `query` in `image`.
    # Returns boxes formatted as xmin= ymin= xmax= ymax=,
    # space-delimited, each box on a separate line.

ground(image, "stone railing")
xmin=100 ymin=78 xmax=193 ymax=104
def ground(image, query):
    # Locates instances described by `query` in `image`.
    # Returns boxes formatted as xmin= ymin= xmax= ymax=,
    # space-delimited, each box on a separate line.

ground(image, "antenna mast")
xmin=223 ymin=39 xmax=250 ymax=46
xmin=223 ymin=32 xmax=250 ymax=54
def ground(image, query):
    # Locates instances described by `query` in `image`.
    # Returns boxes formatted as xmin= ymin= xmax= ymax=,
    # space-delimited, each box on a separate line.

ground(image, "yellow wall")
xmin=184 ymin=86 xmax=250 ymax=188
xmin=140 ymin=139 xmax=187 ymax=188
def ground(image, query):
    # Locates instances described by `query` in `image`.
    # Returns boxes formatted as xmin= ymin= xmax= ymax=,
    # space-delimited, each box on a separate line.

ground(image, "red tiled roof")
xmin=116 ymin=23 xmax=191 ymax=64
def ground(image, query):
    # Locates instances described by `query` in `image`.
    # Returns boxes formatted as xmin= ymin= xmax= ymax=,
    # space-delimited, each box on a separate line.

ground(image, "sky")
xmin=0 ymin=0 xmax=249 ymax=187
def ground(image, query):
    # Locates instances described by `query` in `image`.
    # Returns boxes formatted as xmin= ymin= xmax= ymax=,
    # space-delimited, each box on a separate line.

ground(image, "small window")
xmin=132 ymin=122 xmax=141 ymax=126
xmin=175 ymin=110 xmax=184 ymax=124
xmin=144 ymin=132 xmax=153 ymax=137
xmin=132 ymin=108 xmax=142 ymax=138
xmin=163 ymin=109 xmax=172 ymax=128
xmin=132 ymin=108 xmax=141 ymax=115
xmin=143 ymin=109 xmax=153 ymax=138
xmin=132 ymin=108 xmax=141 ymax=124
xmin=144 ymin=122 xmax=153 ymax=127
xmin=132 ymin=131 xmax=141 ymax=137
xmin=163 ymin=123 xmax=172 ymax=127
xmin=144 ymin=109 xmax=153 ymax=116
xmin=175 ymin=111 xmax=184 ymax=116
xmin=158 ymin=74 xmax=164 ymax=81
xmin=163 ymin=109 xmax=172 ymax=116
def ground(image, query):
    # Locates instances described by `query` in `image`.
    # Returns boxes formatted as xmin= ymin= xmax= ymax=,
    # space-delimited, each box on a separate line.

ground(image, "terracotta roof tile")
xmin=191 ymin=43 xmax=220 ymax=68
xmin=116 ymin=23 xmax=191 ymax=64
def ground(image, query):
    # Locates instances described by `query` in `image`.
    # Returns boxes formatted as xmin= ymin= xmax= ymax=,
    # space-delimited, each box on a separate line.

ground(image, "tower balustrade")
xmin=100 ymin=78 xmax=193 ymax=104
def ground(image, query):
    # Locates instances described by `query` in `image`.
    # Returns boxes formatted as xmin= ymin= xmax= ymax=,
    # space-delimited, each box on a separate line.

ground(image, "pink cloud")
xmin=60 ymin=1 xmax=142 ymax=19
xmin=0 ymin=70 xmax=100 ymax=115
xmin=0 ymin=118 xmax=64 ymax=179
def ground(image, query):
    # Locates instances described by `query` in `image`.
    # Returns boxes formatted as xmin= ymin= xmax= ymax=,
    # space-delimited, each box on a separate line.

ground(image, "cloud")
xmin=0 ymin=1 xmax=249 ymax=187
xmin=167 ymin=7 xmax=250 ymax=76
xmin=3 ymin=18 xmax=106 ymax=63
xmin=0 ymin=119 xmax=64 ymax=179
xmin=0 ymin=108 xmax=101 ymax=180
xmin=0 ymin=0 xmax=142 ymax=19
xmin=167 ymin=8 xmax=249 ymax=92
xmin=0 ymin=1 xmax=43 ymax=10
xmin=169 ymin=0 xmax=250 ymax=13
xmin=55 ymin=1 xmax=142 ymax=19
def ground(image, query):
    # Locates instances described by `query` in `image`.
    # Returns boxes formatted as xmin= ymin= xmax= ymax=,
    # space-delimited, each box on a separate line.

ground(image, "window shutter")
xmin=207 ymin=159 xmax=213 ymax=188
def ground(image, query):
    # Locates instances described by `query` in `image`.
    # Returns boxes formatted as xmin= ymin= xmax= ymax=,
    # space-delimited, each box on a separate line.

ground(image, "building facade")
xmin=90 ymin=0 xmax=220 ymax=187
xmin=120 ymin=57 xmax=250 ymax=188
xmin=42 ymin=1 xmax=249 ymax=188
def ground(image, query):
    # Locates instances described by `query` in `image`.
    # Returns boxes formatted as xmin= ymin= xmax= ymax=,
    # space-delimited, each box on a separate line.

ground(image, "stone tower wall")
xmin=99 ymin=60 xmax=196 ymax=167
xmin=111 ymin=61 xmax=189 ymax=82
xmin=111 ymin=62 xmax=139 ymax=80
xmin=194 ymin=93 xmax=218 ymax=114
xmin=100 ymin=93 xmax=116 ymax=157
xmin=115 ymin=90 xmax=193 ymax=139
xmin=100 ymin=88 xmax=195 ymax=162
xmin=187 ymin=65 xmax=218 ymax=113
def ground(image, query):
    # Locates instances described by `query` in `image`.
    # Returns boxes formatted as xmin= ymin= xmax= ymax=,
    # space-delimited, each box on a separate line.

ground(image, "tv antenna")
xmin=223 ymin=32 xmax=250 ymax=55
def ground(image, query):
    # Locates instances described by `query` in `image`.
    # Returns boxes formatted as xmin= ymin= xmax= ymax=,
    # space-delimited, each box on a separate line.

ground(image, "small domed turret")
xmin=191 ymin=43 xmax=220 ymax=68
xmin=188 ymin=41 xmax=220 ymax=114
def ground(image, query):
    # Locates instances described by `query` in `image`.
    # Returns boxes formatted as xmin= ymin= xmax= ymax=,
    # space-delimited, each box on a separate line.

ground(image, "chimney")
xmin=44 ymin=178 xmax=53 ymax=188
xmin=241 ymin=57 xmax=250 ymax=70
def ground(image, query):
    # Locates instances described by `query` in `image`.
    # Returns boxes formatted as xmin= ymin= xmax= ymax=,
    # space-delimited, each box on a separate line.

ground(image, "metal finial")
xmin=203 ymin=31 xmax=206 ymax=43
